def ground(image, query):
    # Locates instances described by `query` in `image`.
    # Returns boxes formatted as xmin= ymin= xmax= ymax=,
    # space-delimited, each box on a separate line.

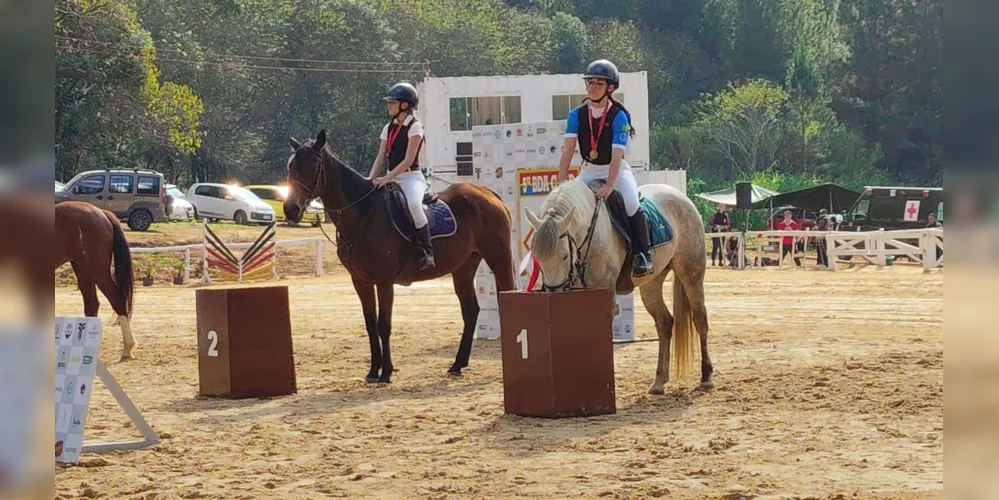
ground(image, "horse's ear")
xmin=524 ymin=207 xmax=543 ymax=230
xmin=289 ymin=137 xmax=302 ymax=151
xmin=314 ymin=129 xmax=327 ymax=151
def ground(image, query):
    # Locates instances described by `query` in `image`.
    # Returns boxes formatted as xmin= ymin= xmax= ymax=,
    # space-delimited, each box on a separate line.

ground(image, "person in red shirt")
xmin=778 ymin=210 xmax=802 ymax=266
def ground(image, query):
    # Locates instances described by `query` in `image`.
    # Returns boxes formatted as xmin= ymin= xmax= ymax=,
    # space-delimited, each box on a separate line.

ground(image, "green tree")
xmin=550 ymin=12 xmax=588 ymax=74
xmin=836 ymin=0 xmax=941 ymax=183
xmin=784 ymin=48 xmax=834 ymax=171
xmin=697 ymin=79 xmax=790 ymax=177
xmin=55 ymin=0 xmax=203 ymax=181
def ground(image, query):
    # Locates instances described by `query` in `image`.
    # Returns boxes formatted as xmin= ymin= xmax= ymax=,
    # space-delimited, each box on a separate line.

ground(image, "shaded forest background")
xmin=55 ymin=0 xmax=942 ymax=199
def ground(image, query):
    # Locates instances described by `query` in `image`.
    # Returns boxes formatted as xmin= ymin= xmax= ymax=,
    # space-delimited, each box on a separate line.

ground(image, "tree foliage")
xmin=55 ymin=0 xmax=942 ymax=191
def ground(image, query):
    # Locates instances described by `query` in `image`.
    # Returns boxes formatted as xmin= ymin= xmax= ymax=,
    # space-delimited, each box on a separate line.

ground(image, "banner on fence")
xmin=54 ymin=317 xmax=103 ymax=465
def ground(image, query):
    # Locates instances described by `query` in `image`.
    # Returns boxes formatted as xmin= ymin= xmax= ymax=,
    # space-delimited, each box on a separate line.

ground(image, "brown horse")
xmin=283 ymin=129 xmax=516 ymax=383
xmin=55 ymin=201 xmax=137 ymax=360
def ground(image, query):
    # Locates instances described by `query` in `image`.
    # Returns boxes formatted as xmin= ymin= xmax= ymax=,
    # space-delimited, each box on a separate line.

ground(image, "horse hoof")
xmin=119 ymin=355 xmax=134 ymax=362
xmin=700 ymin=380 xmax=715 ymax=391
xmin=365 ymin=376 xmax=380 ymax=384
xmin=378 ymin=376 xmax=392 ymax=384
xmin=648 ymin=384 xmax=665 ymax=395
xmin=447 ymin=370 xmax=463 ymax=378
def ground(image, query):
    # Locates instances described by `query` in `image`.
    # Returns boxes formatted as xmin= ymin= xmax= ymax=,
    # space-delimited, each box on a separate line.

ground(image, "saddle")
xmin=584 ymin=180 xmax=633 ymax=248
xmin=384 ymin=183 xmax=457 ymax=242
xmin=583 ymin=179 xmax=674 ymax=293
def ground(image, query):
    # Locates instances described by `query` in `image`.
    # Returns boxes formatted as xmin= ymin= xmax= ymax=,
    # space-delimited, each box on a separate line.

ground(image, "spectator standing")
xmin=708 ymin=203 xmax=731 ymax=266
xmin=814 ymin=210 xmax=830 ymax=268
xmin=778 ymin=210 xmax=802 ymax=266
xmin=927 ymin=213 xmax=942 ymax=261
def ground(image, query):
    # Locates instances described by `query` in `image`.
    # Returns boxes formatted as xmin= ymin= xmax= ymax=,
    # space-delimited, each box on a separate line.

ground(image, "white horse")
xmin=525 ymin=179 xmax=713 ymax=394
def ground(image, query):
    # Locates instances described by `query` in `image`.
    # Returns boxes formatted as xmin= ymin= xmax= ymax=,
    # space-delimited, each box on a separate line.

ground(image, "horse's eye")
xmin=562 ymin=254 xmax=568 ymax=261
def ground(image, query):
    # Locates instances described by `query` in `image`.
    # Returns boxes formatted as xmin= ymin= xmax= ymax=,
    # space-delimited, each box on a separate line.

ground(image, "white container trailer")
xmin=415 ymin=72 xmax=653 ymax=191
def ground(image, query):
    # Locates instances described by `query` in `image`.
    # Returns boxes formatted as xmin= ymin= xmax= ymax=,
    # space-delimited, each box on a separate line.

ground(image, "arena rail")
xmin=129 ymin=237 xmax=328 ymax=284
xmin=704 ymin=229 xmax=943 ymax=272
xmin=704 ymin=231 xmax=746 ymax=269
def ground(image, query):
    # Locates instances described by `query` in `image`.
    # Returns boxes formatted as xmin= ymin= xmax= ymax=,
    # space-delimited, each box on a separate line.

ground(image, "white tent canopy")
xmin=695 ymin=184 xmax=779 ymax=207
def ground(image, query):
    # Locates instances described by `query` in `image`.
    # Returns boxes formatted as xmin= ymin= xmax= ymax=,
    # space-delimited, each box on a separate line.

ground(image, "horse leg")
xmin=449 ymin=253 xmax=483 ymax=376
xmin=74 ymin=262 xmax=135 ymax=360
xmin=72 ymin=263 xmax=100 ymax=317
xmin=677 ymin=268 xmax=714 ymax=390
xmin=351 ymin=276 xmax=381 ymax=383
xmin=638 ymin=269 xmax=673 ymax=395
xmin=376 ymin=283 xmax=395 ymax=383
xmin=91 ymin=269 xmax=137 ymax=360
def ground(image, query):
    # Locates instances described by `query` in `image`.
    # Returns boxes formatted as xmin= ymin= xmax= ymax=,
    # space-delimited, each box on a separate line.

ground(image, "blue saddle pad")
xmin=583 ymin=179 xmax=673 ymax=249
xmin=640 ymin=198 xmax=674 ymax=248
xmin=387 ymin=186 xmax=457 ymax=241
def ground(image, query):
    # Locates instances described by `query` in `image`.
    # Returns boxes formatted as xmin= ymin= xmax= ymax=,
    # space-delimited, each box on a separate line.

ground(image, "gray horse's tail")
xmin=671 ymin=273 xmax=697 ymax=377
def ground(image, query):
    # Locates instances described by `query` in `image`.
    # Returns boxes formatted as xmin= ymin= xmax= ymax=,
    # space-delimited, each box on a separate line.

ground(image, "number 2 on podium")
xmin=516 ymin=329 xmax=528 ymax=359
xmin=207 ymin=330 xmax=219 ymax=357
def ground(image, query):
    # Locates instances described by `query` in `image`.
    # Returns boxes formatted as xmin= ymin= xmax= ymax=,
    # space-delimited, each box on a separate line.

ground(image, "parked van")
xmin=841 ymin=186 xmax=944 ymax=231
xmin=55 ymin=168 xmax=170 ymax=231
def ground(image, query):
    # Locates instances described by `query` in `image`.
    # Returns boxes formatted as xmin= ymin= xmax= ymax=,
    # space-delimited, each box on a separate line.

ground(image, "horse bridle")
xmin=289 ymin=148 xmax=376 ymax=216
xmin=541 ymin=198 xmax=603 ymax=292
xmin=289 ymin=146 xmax=376 ymax=257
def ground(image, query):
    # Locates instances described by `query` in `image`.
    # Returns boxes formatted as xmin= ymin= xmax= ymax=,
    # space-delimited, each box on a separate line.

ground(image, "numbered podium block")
xmin=196 ymin=285 xmax=296 ymax=399
xmin=497 ymin=288 xmax=616 ymax=418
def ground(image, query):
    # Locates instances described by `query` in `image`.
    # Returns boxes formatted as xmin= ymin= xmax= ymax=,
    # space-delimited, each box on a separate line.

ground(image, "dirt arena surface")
xmin=54 ymin=266 xmax=942 ymax=499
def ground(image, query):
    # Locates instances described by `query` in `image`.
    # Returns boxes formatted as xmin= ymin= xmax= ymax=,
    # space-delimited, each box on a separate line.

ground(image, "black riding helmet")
xmin=583 ymin=59 xmax=621 ymax=89
xmin=384 ymin=82 xmax=419 ymax=109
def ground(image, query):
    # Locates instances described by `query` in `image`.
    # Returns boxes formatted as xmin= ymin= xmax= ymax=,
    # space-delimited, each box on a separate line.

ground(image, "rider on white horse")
xmin=558 ymin=59 xmax=653 ymax=277
xmin=369 ymin=82 xmax=434 ymax=270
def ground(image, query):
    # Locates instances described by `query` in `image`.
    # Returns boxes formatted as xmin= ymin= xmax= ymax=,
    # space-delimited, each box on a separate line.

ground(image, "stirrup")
xmin=632 ymin=252 xmax=652 ymax=277
xmin=418 ymin=253 xmax=436 ymax=270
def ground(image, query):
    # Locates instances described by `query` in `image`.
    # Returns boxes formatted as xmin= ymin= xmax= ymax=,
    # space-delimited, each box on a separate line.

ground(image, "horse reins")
xmin=541 ymin=197 xmax=603 ymax=292
xmin=292 ymin=148 xmax=378 ymax=248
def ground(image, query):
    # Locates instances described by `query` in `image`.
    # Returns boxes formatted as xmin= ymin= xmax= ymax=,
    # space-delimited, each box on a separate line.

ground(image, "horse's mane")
xmin=531 ymin=179 xmax=595 ymax=259
xmin=300 ymin=139 xmax=374 ymax=209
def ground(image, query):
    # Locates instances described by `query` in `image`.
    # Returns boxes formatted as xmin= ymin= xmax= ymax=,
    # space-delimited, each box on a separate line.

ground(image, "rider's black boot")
xmin=629 ymin=211 xmax=653 ymax=277
xmin=416 ymin=225 xmax=436 ymax=271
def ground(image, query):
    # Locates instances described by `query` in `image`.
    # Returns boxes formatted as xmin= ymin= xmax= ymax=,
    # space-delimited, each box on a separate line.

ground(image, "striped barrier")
xmin=201 ymin=220 xmax=279 ymax=284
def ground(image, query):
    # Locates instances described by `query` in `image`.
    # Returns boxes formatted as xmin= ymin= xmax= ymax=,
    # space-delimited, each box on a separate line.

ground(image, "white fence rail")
xmin=705 ymin=229 xmax=943 ymax=272
xmin=130 ymin=237 xmax=329 ymax=284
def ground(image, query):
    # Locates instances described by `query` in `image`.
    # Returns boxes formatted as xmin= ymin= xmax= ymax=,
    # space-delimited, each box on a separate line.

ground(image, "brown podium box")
xmin=497 ymin=288 xmax=616 ymax=418
xmin=196 ymin=285 xmax=296 ymax=398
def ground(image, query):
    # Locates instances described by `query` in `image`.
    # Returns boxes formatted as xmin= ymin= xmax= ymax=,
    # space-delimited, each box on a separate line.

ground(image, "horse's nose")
xmin=284 ymin=203 xmax=301 ymax=222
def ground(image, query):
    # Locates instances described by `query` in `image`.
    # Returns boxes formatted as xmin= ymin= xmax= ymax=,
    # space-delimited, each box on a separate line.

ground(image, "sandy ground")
xmin=54 ymin=265 xmax=942 ymax=499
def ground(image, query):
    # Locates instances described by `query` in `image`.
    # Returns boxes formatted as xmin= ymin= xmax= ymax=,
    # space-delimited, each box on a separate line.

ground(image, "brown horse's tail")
xmin=671 ymin=273 xmax=697 ymax=378
xmin=107 ymin=213 xmax=134 ymax=317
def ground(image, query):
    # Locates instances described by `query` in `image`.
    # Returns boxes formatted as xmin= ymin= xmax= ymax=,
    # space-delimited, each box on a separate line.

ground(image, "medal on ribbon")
xmin=586 ymin=103 xmax=610 ymax=162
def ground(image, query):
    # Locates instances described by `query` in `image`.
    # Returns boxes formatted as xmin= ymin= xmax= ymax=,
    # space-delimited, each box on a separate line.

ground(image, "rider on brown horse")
xmin=368 ymin=82 xmax=434 ymax=270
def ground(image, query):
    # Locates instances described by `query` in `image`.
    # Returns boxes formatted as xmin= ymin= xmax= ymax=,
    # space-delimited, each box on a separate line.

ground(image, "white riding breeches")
xmin=395 ymin=170 xmax=429 ymax=229
xmin=578 ymin=161 xmax=640 ymax=216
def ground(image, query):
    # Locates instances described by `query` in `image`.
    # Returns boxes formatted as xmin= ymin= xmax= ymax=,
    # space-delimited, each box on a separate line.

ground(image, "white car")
xmin=166 ymin=184 xmax=195 ymax=221
xmin=185 ymin=183 xmax=276 ymax=225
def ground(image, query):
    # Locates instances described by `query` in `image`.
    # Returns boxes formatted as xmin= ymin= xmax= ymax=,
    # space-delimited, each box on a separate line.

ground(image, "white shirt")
xmin=380 ymin=114 xmax=424 ymax=141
